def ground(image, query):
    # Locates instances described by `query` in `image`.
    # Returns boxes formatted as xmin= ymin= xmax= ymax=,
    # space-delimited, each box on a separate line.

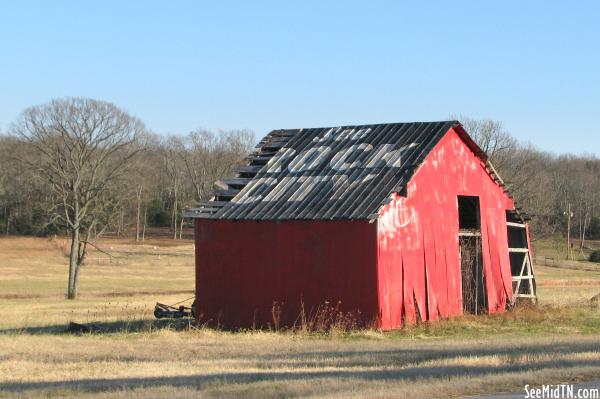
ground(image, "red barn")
xmin=185 ymin=121 xmax=536 ymax=330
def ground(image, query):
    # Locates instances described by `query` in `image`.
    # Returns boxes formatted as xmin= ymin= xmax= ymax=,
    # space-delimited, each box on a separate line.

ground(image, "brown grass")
xmin=0 ymin=235 xmax=599 ymax=398
xmin=0 ymin=235 xmax=194 ymax=330
xmin=0 ymin=331 xmax=598 ymax=398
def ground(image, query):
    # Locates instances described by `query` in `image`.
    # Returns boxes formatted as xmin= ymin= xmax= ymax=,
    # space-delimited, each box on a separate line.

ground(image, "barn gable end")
xmin=376 ymin=127 xmax=517 ymax=329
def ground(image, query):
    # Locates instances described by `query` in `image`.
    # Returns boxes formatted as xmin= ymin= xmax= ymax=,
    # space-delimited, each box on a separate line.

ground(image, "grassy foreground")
xmin=0 ymin=236 xmax=599 ymax=398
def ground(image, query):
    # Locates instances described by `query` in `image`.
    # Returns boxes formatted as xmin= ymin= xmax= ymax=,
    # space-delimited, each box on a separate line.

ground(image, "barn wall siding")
xmin=377 ymin=128 xmax=515 ymax=330
xmin=195 ymin=219 xmax=379 ymax=329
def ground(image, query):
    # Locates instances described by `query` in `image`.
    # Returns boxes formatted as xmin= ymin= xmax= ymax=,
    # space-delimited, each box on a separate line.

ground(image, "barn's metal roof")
xmin=185 ymin=121 xmax=478 ymax=220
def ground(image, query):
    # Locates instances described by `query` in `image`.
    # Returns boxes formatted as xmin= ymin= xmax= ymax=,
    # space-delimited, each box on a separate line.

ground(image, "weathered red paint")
xmin=195 ymin=219 xmax=379 ymax=328
xmin=377 ymin=128 xmax=516 ymax=329
xmin=195 ymin=127 xmax=526 ymax=330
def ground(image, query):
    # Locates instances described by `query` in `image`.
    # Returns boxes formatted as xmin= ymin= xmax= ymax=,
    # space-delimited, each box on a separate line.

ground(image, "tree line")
xmin=0 ymin=98 xmax=598 ymax=297
xmin=0 ymin=99 xmax=254 ymax=240
xmin=1 ymin=105 xmax=598 ymax=246
xmin=459 ymin=115 xmax=600 ymax=250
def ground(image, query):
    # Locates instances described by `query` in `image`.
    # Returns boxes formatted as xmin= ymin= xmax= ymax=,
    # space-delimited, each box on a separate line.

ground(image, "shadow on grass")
xmin=247 ymin=339 xmax=600 ymax=369
xmin=1 ymin=323 xmax=599 ymax=396
xmin=0 ymin=318 xmax=195 ymax=335
xmin=1 ymin=357 xmax=599 ymax=394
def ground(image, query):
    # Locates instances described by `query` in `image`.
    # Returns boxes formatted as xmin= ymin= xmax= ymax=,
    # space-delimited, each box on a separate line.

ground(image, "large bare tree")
xmin=11 ymin=98 xmax=145 ymax=299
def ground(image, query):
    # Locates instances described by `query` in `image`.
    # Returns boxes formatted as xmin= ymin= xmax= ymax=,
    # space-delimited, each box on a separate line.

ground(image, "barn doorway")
xmin=458 ymin=196 xmax=486 ymax=314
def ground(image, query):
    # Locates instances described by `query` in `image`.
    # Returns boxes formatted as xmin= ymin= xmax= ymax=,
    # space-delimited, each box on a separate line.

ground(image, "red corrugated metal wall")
xmin=195 ymin=219 xmax=379 ymax=328
xmin=377 ymin=128 xmax=516 ymax=329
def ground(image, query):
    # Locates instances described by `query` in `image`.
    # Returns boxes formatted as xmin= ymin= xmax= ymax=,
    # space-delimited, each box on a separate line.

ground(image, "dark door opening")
xmin=458 ymin=196 xmax=486 ymax=314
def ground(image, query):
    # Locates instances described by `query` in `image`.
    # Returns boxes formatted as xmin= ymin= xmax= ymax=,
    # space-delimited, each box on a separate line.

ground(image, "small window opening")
xmin=458 ymin=196 xmax=481 ymax=230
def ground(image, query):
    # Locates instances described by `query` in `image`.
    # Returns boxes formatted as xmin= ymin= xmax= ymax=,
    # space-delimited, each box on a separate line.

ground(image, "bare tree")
xmin=454 ymin=115 xmax=559 ymax=237
xmin=127 ymin=133 xmax=160 ymax=241
xmin=454 ymin=115 xmax=517 ymax=171
xmin=11 ymin=98 xmax=145 ymax=299
xmin=182 ymin=129 xmax=254 ymax=201
xmin=161 ymin=135 xmax=187 ymax=239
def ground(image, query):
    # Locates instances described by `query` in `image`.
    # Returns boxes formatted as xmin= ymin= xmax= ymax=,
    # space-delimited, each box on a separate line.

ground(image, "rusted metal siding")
xmin=195 ymin=219 xmax=379 ymax=329
xmin=377 ymin=128 xmax=516 ymax=329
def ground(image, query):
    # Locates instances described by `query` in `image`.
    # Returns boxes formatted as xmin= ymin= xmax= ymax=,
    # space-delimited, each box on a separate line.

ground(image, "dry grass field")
xmin=533 ymin=237 xmax=600 ymax=305
xmin=1 ymin=235 xmax=599 ymax=398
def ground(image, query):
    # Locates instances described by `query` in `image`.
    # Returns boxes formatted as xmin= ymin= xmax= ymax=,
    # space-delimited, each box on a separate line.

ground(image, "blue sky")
xmin=1 ymin=1 xmax=598 ymax=155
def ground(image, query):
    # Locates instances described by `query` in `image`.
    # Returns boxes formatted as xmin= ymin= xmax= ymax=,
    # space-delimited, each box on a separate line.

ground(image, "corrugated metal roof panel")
xmin=187 ymin=121 xmax=458 ymax=220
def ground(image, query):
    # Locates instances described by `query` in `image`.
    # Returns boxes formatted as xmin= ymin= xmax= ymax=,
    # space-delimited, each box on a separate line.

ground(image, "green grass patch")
xmin=382 ymin=304 xmax=600 ymax=339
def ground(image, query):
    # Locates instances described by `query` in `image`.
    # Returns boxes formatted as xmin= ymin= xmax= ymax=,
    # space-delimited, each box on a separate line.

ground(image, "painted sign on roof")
xmin=194 ymin=121 xmax=457 ymax=220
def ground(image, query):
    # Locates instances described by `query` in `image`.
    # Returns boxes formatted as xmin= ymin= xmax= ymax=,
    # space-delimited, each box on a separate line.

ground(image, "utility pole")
xmin=566 ymin=203 xmax=572 ymax=260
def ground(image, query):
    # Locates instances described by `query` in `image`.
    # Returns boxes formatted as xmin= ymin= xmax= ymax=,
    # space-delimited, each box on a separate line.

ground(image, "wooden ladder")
xmin=507 ymin=222 xmax=537 ymax=303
